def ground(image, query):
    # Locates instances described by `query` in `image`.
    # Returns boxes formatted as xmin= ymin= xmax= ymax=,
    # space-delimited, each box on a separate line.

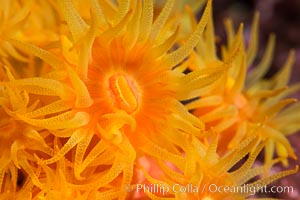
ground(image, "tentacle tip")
xmin=75 ymin=172 xmax=86 ymax=181
xmin=291 ymin=154 xmax=297 ymax=160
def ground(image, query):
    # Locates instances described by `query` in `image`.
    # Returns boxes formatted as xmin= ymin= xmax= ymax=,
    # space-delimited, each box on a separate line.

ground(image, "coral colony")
xmin=0 ymin=0 xmax=299 ymax=199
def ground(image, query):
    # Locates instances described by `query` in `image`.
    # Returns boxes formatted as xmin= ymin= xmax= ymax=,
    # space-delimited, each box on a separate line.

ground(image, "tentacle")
xmin=213 ymin=133 xmax=258 ymax=175
xmin=8 ymin=39 xmax=64 ymax=70
xmin=247 ymin=12 xmax=259 ymax=66
xmin=142 ymin=141 xmax=185 ymax=170
xmin=114 ymin=0 xmax=130 ymax=25
xmin=204 ymin=5 xmax=216 ymax=61
xmin=124 ymin=0 xmax=142 ymax=49
xmin=24 ymin=100 xmax=71 ymax=119
xmin=204 ymin=133 xmax=219 ymax=164
xmin=232 ymin=141 xmax=266 ymax=179
xmin=97 ymin=0 xmax=117 ymax=24
xmin=69 ymin=153 xmax=125 ymax=190
xmin=141 ymin=164 xmax=172 ymax=188
xmin=150 ymin=0 xmax=175 ymax=40
xmin=23 ymin=129 xmax=49 ymax=148
xmin=261 ymin=98 xmax=296 ymax=119
xmin=170 ymin=114 xmax=202 ymax=138
xmin=237 ymin=158 xmax=281 ymax=186
xmin=18 ymin=111 xmax=89 ymax=130
xmin=138 ymin=0 xmax=154 ymax=43
xmin=74 ymin=133 xmax=93 ymax=180
xmin=162 ymin=0 xmax=211 ymax=69
xmin=99 ymin=111 xmax=136 ymax=131
xmin=247 ymin=34 xmax=275 ymax=86
xmin=67 ymin=66 xmax=93 ymax=108
xmin=90 ymin=0 xmax=106 ymax=26
xmin=119 ymin=161 xmax=134 ymax=200
xmin=173 ymin=100 xmax=205 ymax=131
xmin=19 ymin=157 xmax=44 ymax=190
xmin=2 ymin=77 xmax=73 ymax=100
xmin=151 ymin=25 xmax=180 ymax=59
xmin=186 ymin=96 xmax=222 ymax=110
xmin=89 ymin=146 xmax=117 ymax=166
xmin=184 ymin=143 xmax=198 ymax=179
xmin=8 ymin=163 xmax=18 ymax=190
xmin=79 ymin=139 xmax=109 ymax=175
xmin=273 ymin=50 xmax=295 ymax=88
xmin=199 ymin=105 xmax=237 ymax=123
xmin=99 ymin=10 xmax=133 ymax=43
xmin=228 ymin=121 xmax=247 ymax=149
xmin=11 ymin=141 xmax=21 ymax=169
xmin=224 ymin=19 xmax=235 ymax=48
xmin=41 ymin=129 xmax=87 ymax=165
xmin=0 ymin=168 xmax=5 ymax=193
xmin=158 ymin=160 xmax=185 ymax=184
xmin=231 ymin=53 xmax=246 ymax=95
xmin=58 ymin=0 xmax=88 ymax=41
xmin=243 ymin=166 xmax=298 ymax=197
xmin=263 ymin=126 xmax=296 ymax=159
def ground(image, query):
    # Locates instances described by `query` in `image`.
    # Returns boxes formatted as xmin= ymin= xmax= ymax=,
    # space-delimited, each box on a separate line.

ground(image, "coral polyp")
xmin=0 ymin=0 xmax=299 ymax=199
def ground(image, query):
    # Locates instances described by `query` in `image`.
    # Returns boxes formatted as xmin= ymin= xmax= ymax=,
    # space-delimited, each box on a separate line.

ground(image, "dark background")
xmin=212 ymin=0 xmax=300 ymax=199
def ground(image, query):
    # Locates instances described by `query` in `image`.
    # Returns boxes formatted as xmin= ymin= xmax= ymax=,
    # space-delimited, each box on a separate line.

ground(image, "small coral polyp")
xmin=108 ymin=73 xmax=140 ymax=114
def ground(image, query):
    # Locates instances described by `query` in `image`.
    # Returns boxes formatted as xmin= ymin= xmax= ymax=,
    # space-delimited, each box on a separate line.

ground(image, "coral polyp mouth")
xmin=108 ymin=73 xmax=141 ymax=114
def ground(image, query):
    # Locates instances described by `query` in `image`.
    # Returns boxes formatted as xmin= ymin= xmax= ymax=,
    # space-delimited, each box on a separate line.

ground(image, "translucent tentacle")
xmin=138 ymin=0 xmax=154 ymax=43
xmin=243 ymin=166 xmax=298 ymax=197
xmin=247 ymin=12 xmax=259 ymax=66
xmin=186 ymin=96 xmax=223 ymax=110
xmin=9 ymin=39 xmax=64 ymax=70
xmin=99 ymin=10 xmax=133 ymax=43
xmin=58 ymin=0 xmax=88 ymax=41
xmin=142 ymin=142 xmax=185 ymax=170
xmin=124 ymin=0 xmax=142 ymax=49
xmin=79 ymin=139 xmax=109 ymax=175
xmin=261 ymin=98 xmax=297 ymax=119
xmin=119 ymin=161 xmax=134 ymax=199
xmin=17 ymin=111 xmax=90 ymax=130
xmin=263 ymin=126 xmax=296 ymax=159
xmin=89 ymin=146 xmax=117 ymax=166
xmin=273 ymin=50 xmax=295 ymax=88
xmin=247 ymin=34 xmax=275 ymax=86
xmin=232 ymin=141 xmax=266 ymax=179
xmin=213 ymin=133 xmax=258 ymax=175
xmin=158 ymin=160 xmax=185 ymax=184
xmin=74 ymin=133 xmax=93 ymax=180
xmin=90 ymin=0 xmax=106 ymax=26
xmin=162 ymin=0 xmax=211 ymax=69
xmin=2 ymin=77 xmax=73 ymax=100
xmin=25 ymin=100 xmax=70 ymax=119
xmin=41 ymin=129 xmax=87 ymax=165
xmin=150 ymin=0 xmax=175 ymax=39
xmin=97 ymin=0 xmax=117 ymax=24
xmin=173 ymin=100 xmax=205 ymax=131
xmin=11 ymin=141 xmax=21 ymax=168
xmin=67 ymin=66 xmax=93 ymax=108
xmin=19 ymin=157 xmax=44 ymax=190
xmin=224 ymin=18 xmax=235 ymax=47
xmin=114 ymin=0 xmax=130 ymax=25
xmin=0 ymin=168 xmax=5 ymax=193
xmin=151 ymin=25 xmax=180 ymax=58
xmin=204 ymin=6 xmax=216 ymax=61
xmin=69 ymin=153 xmax=125 ymax=190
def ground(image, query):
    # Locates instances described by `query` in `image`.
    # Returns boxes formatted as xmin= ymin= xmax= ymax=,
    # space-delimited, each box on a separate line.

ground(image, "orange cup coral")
xmin=0 ymin=0 xmax=299 ymax=199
